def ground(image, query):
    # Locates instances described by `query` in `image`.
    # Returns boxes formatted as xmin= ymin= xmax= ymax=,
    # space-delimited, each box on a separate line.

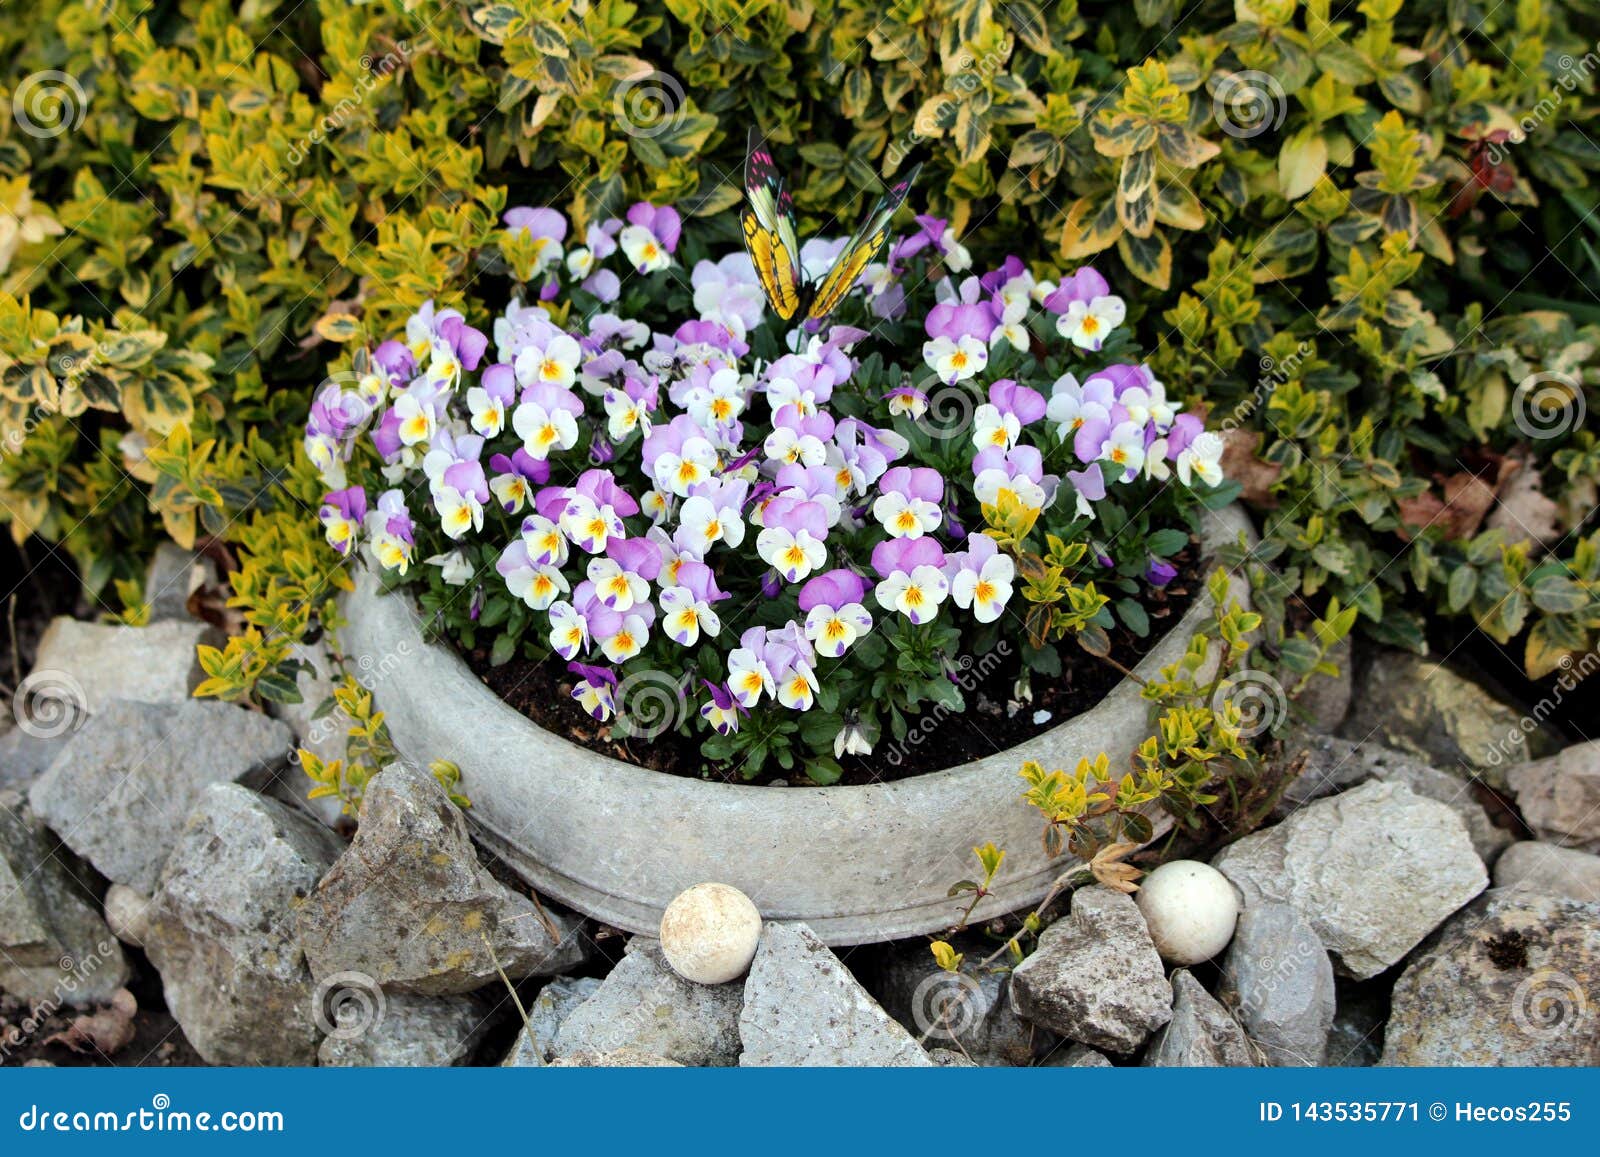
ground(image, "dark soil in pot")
xmin=459 ymin=548 xmax=1200 ymax=786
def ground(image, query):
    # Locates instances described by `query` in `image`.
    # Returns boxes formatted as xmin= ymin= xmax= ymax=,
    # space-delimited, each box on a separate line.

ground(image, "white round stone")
xmin=1135 ymin=860 xmax=1239 ymax=964
xmin=658 ymin=883 xmax=762 ymax=985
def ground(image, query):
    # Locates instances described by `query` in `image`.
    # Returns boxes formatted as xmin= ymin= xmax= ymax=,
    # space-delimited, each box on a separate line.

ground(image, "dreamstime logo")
xmin=1511 ymin=371 xmax=1585 ymax=440
xmin=312 ymin=971 xmax=387 ymax=1041
xmin=911 ymin=971 xmax=986 ymax=1042
xmin=0 ymin=939 xmax=120 ymax=1059
xmin=1484 ymin=45 xmax=1600 ymax=165
xmin=12 ymin=668 xmax=88 ymax=739
xmin=612 ymin=70 xmax=686 ymax=140
xmin=1510 ymin=970 xmax=1587 ymax=1040
xmin=1211 ymin=670 xmax=1287 ymax=740
xmin=613 ymin=668 xmax=690 ymax=740
xmin=13 ymin=70 xmax=88 ymax=139
xmin=1211 ymin=70 xmax=1287 ymax=140
xmin=915 ymin=381 xmax=980 ymax=442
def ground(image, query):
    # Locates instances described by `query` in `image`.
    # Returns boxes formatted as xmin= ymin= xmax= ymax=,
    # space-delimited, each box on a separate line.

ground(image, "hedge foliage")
xmin=2 ymin=0 xmax=1597 ymax=693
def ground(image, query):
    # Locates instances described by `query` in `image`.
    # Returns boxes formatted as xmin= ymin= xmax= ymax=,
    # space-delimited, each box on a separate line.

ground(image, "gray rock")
xmin=739 ymin=922 xmax=933 ymax=1067
xmin=0 ymin=726 xmax=67 ymax=794
xmin=1382 ymin=891 xmax=1600 ymax=1066
xmin=1220 ymin=899 xmax=1334 ymax=1066
xmin=102 ymin=884 xmax=151 ymax=949
xmin=554 ymin=942 xmax=741 ymax=1066
xmin=1278 ymin=735 xmax=1511 ymax=862
xmin=1008 ymin=886 xmax=1172 ymax=1054
xmin=1144 ymin=971 xmax=1253 ymax=1067
xmin=548 ymin=1047 xmax=681 ymax=1067
xmin=1295 ymin=636 xmax=1353 ymax=733
xmin=142 ymin=543 xmax=213 ymax=623
xmin=1340 ymin=651 xmax=1549 ymax=786
xmin=1494 ymin=842 xmax=1600 ymax=902
xmin=298 ymin=762 xmax=584 ymax=997
xmin=143 ymin=784 xmax=344 ymax=1065
xmin=0 ymin=794 xmax=129 ymax=1008
xmin=29 ymin=700 xmax=294 ymax=893
xmin=502 ymin=975 xmax=601 ymax=1066
xmin=317 ymin=991 xmax=492 ymax=1067
xmin=29 ymin=617 xmax=221 ymax=714
xmin=1040 ymin=1042 xmax=1113 ymax=1067
xmin=928 ymin=1047 xmax=977 ymax=1066
xmin=875 ymin=941 xmax=1055 ymax=1065
xmin=1506 ymin=741 xmax=1600 ymax=851
xmin=1213 ymin=779 xmax=1487 ymax=979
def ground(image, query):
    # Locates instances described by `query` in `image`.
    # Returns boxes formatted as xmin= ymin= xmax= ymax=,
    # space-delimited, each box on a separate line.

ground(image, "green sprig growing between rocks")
xmin=298 ymin=676 xmax=468 ymax=816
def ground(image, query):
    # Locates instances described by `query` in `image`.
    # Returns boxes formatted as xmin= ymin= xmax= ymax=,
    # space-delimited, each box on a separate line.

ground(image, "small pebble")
xmin=1135 ymin=860 xmax=1239 ymax=965
xmin=658 ymin=882 xmax=762 ymax=985
xmin=1032 ymin=709 xmax=1052 ymax=725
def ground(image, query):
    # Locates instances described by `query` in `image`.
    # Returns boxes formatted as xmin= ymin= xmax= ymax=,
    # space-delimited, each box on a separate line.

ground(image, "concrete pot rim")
xmin=341 ymin=504 xmax=1254 ymax=944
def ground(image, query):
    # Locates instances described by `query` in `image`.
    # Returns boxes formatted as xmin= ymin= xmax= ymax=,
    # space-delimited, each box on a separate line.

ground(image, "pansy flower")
xmin=947 ymin=533 xmax=1016 ymax=624
xmin=1057 ymin=294 xmax=1126 ymax=352
xmin=871 ymin=537 xmax=950 ymax=624
xmin=643 ymin=415 xmax=719 ymax=497
xmin=1176 ymin=430 xmax=1225 ymax=487
xmin=872 ymin=466 xmax=943 ymax=539
xmin=678 ymin=479 xmax=748 ymax=553
xmin=365 ymin=489 xmax=415 ymax=575
xmin=620 ymin=202 xmax=682 ymax=273
xmin=425 ymin=549 xmax=473 ymax=586
xmin=799 ymin=569 xmax=874 ymax=659
xmin=691 ymin=253 xmax=766 ymax=339
xmin=568 ymin=662 xmax=617 ymax=721
xmin=756 ymin=495 xmax=830 ymax=583
xmin=487 ymin=448 xmax=550 ymax=514
xmin=499 ymin=540 xmax=570 ymax=610
xmin=699 ymin=680 xmax=745 ymax=736
xmin=467 ymin=363 xmax=517 ymax=437
xmin=318 ymin=487 xmax=366 ymax=557
xmin=726 ymin=625 xmax=777 ymax=708
xmin=659 ymin=560 xmax=727 ymax=646
xmin=512 ymin=381 xmax=583 ymax=460
xmin=547 ymin=600 xmax=590 ymax=660
xmin=764 ymin=405 xmax=834 ymax=468
xmin=973 ymin=445 xmax=1056 ymax=512
xmin=503 ymin=206 xmax=568 ymax=278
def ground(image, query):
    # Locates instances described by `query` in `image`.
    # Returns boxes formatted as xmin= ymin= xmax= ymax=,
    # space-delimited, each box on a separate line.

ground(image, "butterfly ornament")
xmin=740 ymin=129 xmax=921 ymax=328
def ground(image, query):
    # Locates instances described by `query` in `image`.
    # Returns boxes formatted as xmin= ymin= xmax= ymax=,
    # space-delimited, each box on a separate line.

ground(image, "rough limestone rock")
xmin=1340 ymin=651 xmax=1547 ymax=786
xmin=29 ymin=617 xmax=220 ymax=714
xmin=0 ymin=726 xmax=66 ymax=794
xmin=317 ymin=992 xmax=491 ymax=1067
xmin=142 ymin=542 xmax=213 ymax=623
xmin=0 ymin=794 xmax=130 ymax=1008
xmin=1506 ymin=741 xmax=1600 ymax=851
xmin=1219 ymin=899 xmax=1334 ymax=1066
xmin=502 ymin=975 xmax=602 ymax=1066
xmin=1213 ymin=780 xmax=1487 ymax=979
xmin=1278 ymin=734 xmax=1512 ymax=862
xmin=29 ymin=700 xmax=293 ymax=893
xmin=142 ymin=784 xmax=344 ymax=1065
xmin=875 ymin=940 xmax=1055 ymax=1066
xmin=553 ymin=941 xmax=741 ymax=1066
xmin=1008 ymin=886 xmax=1173 ymax=1054
xmin=548 ymin=1047 xmax=681 ymax=1067
xmin=739 ymin=922 xmax=933 ymax=1067
xmin=1143 ymin=971 xmax=1253 ymax=1067
xmin=298 ymin=763 xmax=584 ymax=997
xmin=1040 ymin=1043 xmax=1113 ymax=1067
xmin=1296 ymin=636 xmax=1353 ymax=732
xmin=102 ymin=884 xmax=151 ymax=949
xmin=928 ymin=1048 xmax=977 ymax=1066
xmin=1493 ymin=842 xmax=1600 ymax=902
xmin=1382 ymin=892 xmax=1600 ymax=1066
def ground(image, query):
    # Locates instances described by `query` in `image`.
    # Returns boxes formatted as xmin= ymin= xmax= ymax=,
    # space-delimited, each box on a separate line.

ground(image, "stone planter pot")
xmin=342 ymin=504 xmax=1253 ymax=945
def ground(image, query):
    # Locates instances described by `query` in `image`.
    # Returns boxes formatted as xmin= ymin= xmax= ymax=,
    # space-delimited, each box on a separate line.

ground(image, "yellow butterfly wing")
xmin=804 ymin=163 xmax=922 ymax=326
xmin=741 ymin=133 xmax=804 ymax=322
